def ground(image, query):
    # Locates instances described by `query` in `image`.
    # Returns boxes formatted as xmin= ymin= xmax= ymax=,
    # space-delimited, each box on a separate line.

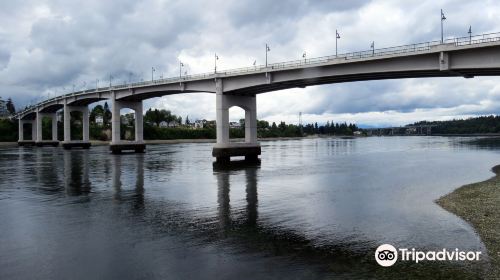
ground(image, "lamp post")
xmin=336 ymin=29 xmax=340 ymax=57
xmin=302 ymin=51 xmax=306 ymax=63
xmin=109 ymin=75 xmax=113 ymax=87
xmin=96 ymin=79 xmax=99 ymax=90
xmin=151 ymin=67 xmax=155 ymax=82
xmin=214 ymin=53 xmax=219 ymax=73
xmin=179 ymin=61 xmax=184 ymax=79
xmin=371 ymin=41 xmax=375 ymax=56
xmin=441 ymin=9 xmax=446 ymax=43
xmin=265 ymin=43 xmax=270 ymax=67
xmin=468 ymin=25 xmax=472 ymax=44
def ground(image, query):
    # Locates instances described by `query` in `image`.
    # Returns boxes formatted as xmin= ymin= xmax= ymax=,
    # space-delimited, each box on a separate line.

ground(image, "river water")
xmin=0 ymin=136 xmax=498 ymax=279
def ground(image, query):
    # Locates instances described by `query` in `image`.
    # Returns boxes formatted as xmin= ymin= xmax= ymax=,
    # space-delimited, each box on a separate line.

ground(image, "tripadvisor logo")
xmin=375 ymin=244 xmax=398 ymax=267
xmin=375 ymin=244 xmax=482 ymax=267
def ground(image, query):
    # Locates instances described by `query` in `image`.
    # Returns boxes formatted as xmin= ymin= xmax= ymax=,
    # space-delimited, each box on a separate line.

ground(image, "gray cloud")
xmin=1 ymin=0 xmax=500 ymax=125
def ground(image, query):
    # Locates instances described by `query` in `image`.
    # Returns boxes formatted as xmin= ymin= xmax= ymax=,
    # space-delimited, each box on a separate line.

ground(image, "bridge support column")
xmin=212 ymin=79 xmax=261 ymax=164
xmin=18 ymin=119 xmax=36 ymax=146
xmin=18 ymin=119 xmax=23 ymax=142
xmin=110 ymin=94 xmax=145 ymax=154
xmin=34 ymin=111 xmax=59 ymax=147
xmin=62 ymin=103 xmax=91 ymax=150
xmin=52 ymin=114 xmax=58 ymax=141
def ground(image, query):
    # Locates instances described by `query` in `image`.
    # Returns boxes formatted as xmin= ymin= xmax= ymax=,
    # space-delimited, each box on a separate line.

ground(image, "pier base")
xmin=18 ymin=140 xmax=36 ymax=146
xmin=212 ymin=143 xmax=261 ymax=163
xmin=35 ymin=141 xmax=59 ymax=147
xmin=62 ymin=141 xmax=91 ymax=150
xmin=110 ymin=142 xmax=146 ymax=154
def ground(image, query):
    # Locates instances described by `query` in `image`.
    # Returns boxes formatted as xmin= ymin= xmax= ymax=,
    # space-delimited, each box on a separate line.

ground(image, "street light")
xmin=151 ymin=67 xmax=155 ymax=82
xmin=265 ymin=43 xmax=271 ymax=67
xmin=336 ymin=29 xmax=340 ymax=56
xmin=214 ymin=53 xmax=219 ymax=73
xmin=371 ymin=41 xmax=375 ymax=56
xmin=468 ymin=25 xmax=472 ymax=44
xmin=441 ymin=9 xmax=446 ymax=43
xmin=302 ymin=51 xmax=306 ymax=63
xmin=109 ymin=75 xmax=113 ymax=87
xmin=96 ymin=79 xmax=99 ymax=90
xmin=179 ymin=61 xmax=184 ymax=79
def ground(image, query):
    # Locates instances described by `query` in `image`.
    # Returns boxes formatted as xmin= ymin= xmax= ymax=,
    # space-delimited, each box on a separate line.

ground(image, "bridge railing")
xmin=13 ymin=32 xmax=500 ymax=118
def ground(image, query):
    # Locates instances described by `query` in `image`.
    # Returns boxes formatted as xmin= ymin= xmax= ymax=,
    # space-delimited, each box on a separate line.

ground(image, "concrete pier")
xmin=18 ymin=119 xmax=37 ymax=146
xmin=213 ymin=79 xmax=260 ymax=163
xmin=110 ymin=93 xmax=144 ymax=154
xmin=34 ymin=111 xmax=59 ymax=147
xmin=62 ymin=102 xmax=91 ymax=149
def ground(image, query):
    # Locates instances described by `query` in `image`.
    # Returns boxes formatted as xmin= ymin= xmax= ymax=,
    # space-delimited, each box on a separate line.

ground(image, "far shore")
xmin=0 ymin=135 xmax=334 ymax=147
xmin=437 ymin=165 xmax=500 ymax=279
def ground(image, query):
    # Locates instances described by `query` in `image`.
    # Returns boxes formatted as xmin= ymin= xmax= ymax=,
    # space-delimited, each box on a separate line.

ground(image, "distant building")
xmin=205 ymin=120 xmax=216 ymax=128
xmin=159 ymin=121 xmax=168 ymax=128
xmin=95 ymin=115 xmax=104 ymax=126
xmin=0 ymin=98 xmax=8 ymax=117
xmin=168 ymin=121 xmax=179 ymax=128
xmin=194 ymin=119 xmax=207 ymax=129
xmin=229 ymin=121 xmax=241 ymax=128
xmin=405 ymin=127 xmax=417 ymax=134
xmin=353 ymin=131 xmax=362 ymax=136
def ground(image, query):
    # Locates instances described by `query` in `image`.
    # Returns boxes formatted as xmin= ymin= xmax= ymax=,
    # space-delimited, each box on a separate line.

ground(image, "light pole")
xmin=96 ymin=79 xmax=99 ymax=89
xmin=302 ymin=51 xmax=306 ymax=63
xmin=214 ymin=53 xmax=219 ymax=73
xmin=336 ymin=29 xmax=340 ymax=57
xmin=109 ymin=75 xmax=113 ymax=87
xmin=129 ymin=72 xmax=133 ymax=84
xmin=371 ymin=41 xmax=375 ymax=56
xmin=468 ymin=25 xmax=472 ymax=44
xmin=441 ymin=9 xmax=446 ymax=43
xmin=179 ymin=61 xmax=184 ymax=79
xmin=151 ymin=67 xmax=155 ymax=82
xmin=265 ymin=43 xmax=270 ymax=67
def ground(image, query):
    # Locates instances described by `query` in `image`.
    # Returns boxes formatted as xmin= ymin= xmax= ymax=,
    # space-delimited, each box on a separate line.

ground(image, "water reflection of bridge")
xmin=24 ymin=151 xmax=481 ymax=278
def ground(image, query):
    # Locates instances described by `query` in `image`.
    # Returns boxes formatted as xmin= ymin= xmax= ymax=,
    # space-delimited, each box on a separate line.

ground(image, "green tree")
xmin=103 ymin=102 xmax=112 ymax=125
xmin=6 ymin=98 xmax=15 ymax=114
xmin=90 ymin=105 xmax=105 ymax=123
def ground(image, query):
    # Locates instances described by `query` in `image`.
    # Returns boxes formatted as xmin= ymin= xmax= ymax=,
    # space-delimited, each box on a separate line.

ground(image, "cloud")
xmin=1 ymin=0 xmax=500 ymax=126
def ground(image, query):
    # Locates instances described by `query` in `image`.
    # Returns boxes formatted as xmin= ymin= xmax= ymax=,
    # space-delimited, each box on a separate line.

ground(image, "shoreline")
xmin=0 ymin=135 xmax=360 ymax=147
xmin=436 ymin=165 xmax=500 ymax=279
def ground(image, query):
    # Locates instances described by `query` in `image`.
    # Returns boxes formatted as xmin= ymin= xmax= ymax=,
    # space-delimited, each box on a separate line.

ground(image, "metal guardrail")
xmin=14 ymin=32 xmax=500 ymax=118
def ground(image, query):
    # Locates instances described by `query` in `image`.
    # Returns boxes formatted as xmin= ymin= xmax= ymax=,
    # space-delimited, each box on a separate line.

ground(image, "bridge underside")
xmin=226 ymin=69 xmax=500 ymax=95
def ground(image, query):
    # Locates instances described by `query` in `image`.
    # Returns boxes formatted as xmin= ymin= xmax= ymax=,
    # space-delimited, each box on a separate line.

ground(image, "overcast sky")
xmin=1 ymin=0 xmax=500 ymax=126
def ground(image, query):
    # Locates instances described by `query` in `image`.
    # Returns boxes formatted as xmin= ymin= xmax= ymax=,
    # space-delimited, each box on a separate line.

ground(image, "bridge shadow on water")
xmin=21 ymin=149 xmax=490 ymax=279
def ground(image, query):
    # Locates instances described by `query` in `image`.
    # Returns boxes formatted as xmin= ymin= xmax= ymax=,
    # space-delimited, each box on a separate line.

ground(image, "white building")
xmin=194 ymin=119 xmax=207 ymax=129
xmin=229 ymin=121 xmax=241 ymax=128
xmin=95 ymin=115 xmax=104 ymax=126
xmin=159 ymin=121 xmax=168 ymax=128
xmin=168 ymin=121 xmax=179 ymax=128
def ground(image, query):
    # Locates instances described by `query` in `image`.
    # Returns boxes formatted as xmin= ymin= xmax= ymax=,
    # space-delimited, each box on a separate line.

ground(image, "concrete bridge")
xmin=13 ymin=32 xmax=500 ymax=162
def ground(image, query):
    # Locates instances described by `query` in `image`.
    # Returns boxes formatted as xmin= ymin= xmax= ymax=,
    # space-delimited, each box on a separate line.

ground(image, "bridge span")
xmin=13 ymin=32 xmax=500 ymax=162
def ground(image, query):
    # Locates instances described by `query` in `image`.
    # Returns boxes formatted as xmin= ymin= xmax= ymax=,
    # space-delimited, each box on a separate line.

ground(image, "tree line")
xmin=412 ymin=115 xmax=500 ymax=134
xmin=0 ymin=99 xmax=361 ymax=141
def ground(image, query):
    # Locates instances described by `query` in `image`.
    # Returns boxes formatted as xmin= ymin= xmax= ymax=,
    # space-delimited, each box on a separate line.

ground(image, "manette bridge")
xmin=12 ymin=32 xmax=500 ymax=162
